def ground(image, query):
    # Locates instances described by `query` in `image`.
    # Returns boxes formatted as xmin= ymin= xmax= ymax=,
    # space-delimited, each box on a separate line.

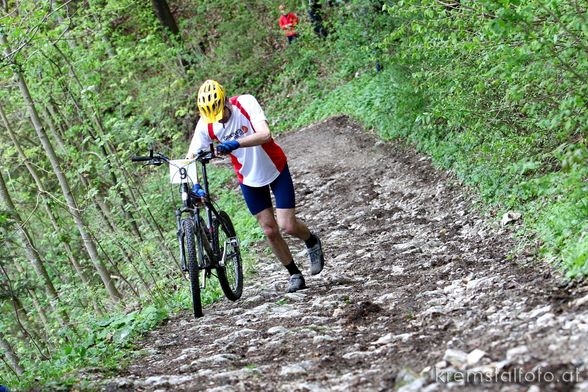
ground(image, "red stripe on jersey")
xmin=207 ymin=123 xmax=218 ymax=141
xmin=229 ymin=155 xmax=244 ymax=183
xmin=229 ymin=96 xmax=287 ymax=173
xmin=260 ymin=139 xmax=287 ymax=172
xmin=211 ymin=105 xmax=244 ymax=182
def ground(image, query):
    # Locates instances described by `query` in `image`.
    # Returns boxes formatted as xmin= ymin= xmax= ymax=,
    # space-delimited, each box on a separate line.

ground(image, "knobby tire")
xmin=182 ymin=219 xmax=203 ymax=318
xmin=215 ymin=211 xmax=243 ymax=301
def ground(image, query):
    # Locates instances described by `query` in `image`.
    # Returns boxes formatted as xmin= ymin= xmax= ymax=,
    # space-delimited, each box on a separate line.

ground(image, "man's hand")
xmin=185 ymin=152 xmax=195 ymax=159
xmin=191 ymin=183 xmax=206 ymax=198
xmin=216 ymin=140 xmax=240 ymax=155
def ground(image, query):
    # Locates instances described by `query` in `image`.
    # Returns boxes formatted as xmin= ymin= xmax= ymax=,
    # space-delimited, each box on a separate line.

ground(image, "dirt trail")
xmin=104 ymin=117 xmax=588 ymax=391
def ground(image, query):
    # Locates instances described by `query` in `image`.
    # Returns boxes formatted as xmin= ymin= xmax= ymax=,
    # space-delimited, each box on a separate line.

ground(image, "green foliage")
xmin=380 ymin=0 xmax=587 ymax=276
xmin=272 ymin=0 xmax=587 ymax=276
xmin=0 ymin=0 xmax=260 ymax=387
xmin=264 ymin=1 xmax=397 ymax=129
xmin=11 ymin=305 xmax=168 ymax=390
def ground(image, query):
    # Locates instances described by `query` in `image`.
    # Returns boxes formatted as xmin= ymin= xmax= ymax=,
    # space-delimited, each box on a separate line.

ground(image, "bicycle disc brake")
xmin=220 ymin=237 xmax=240 ymax=267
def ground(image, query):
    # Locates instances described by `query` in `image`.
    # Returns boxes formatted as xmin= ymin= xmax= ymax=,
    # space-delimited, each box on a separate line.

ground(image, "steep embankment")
xmin=104 ymin=117 xmax=588 ymax=391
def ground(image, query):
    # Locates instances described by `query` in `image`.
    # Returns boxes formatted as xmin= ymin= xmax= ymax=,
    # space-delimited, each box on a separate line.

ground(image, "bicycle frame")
xmin=131 ymin=146 xmax=243 ymax=317
xmin=175 ymin=148 xmax=224 ymax=287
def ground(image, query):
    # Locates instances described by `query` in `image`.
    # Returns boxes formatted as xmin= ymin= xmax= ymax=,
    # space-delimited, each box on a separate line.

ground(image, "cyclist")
xmin=186 ymin=80 xmax=325 ymax=293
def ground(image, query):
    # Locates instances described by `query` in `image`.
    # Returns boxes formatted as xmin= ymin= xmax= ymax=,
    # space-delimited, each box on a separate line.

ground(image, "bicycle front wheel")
xmin=182 ymin=218 xmax=203 ymax=318
xmin=215 ymin=211 xmax=243 ymax=301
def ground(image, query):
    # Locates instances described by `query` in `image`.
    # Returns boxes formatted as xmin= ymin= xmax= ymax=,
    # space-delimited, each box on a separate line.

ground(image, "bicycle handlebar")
xmin=130 ymin=144 xmax=217 ymax=165
xmin=195 ymin=145 xmax=217 ymax=162
xmin=131 ymin=155 xmax=152 ymax=162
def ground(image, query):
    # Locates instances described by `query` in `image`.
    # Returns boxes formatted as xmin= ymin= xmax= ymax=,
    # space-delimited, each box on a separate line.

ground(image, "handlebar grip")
xmin=131 ymin=156 xmax=151 ymax=162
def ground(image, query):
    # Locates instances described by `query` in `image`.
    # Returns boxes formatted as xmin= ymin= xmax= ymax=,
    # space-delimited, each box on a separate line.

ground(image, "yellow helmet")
xmin=197 ymin=80 xmax=225 ymax=123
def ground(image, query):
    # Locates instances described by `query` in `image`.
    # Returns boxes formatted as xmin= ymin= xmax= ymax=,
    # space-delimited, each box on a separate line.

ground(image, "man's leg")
xmin=275 ymin=208 xmax=311 ymax=241
xmin=269 ymin=164 xmax=324 ymax=276
xmin=240 ymin=183 xmax=293 ymax=264
xmin=255 ymin=207 xmax=295 ymax=266
xmin=276 ymin=208 xmax=324 ymax=275
xmin=256 ymin=207 xmax=306 ymax=292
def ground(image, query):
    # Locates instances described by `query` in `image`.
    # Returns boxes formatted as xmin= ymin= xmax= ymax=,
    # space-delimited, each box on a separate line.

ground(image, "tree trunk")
xmin=46 ymin=98 xmax=69 ymax=138
xmin=0 ymin=32 xmax=122 ymax=302
xmin=0 ymin=331 xmax=24 ymax=376
xmin=0 ymin=104 xmax=103 ymax=314
xmin=151 ymin=0 xmax=180 ymax=35
xmin=2 ymin=276 xmax=51 ymax=360
xmin=0 ymin=171 xmax=59 ymax=301
xmin=150 ymin=0 xmax=191 ymax=69
xmin=40 ymin=105 xmax=67 ymax=153
xmin=27 ymin=287 xmax=52 ymax=333
xmin=0 ymin=171 xmax=75 ymax=327
xmin=51 ymin=42 xmax=145 ymax=241
xmin=9 ymin=292 xmax=47 ymax=346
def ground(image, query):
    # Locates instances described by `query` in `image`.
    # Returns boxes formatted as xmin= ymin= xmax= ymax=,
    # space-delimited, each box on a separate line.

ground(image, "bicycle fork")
xmin=176 ymin=209 xmax=188 ymax=272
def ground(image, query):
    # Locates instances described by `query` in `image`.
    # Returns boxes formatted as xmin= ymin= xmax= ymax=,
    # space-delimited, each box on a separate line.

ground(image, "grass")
xmin=270 ymin=65 xmax=587 ymax=278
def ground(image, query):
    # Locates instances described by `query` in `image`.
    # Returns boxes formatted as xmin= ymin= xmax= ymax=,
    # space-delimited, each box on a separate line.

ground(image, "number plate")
xmin=169 ymin=160 xmax=198 ymax=184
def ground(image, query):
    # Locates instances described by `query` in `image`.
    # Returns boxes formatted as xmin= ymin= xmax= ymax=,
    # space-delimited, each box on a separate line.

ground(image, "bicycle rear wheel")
xmin=215 ymin=211 xmax=243 ymax=301
xmin=182 ymin=218 xmax=203 ymax=318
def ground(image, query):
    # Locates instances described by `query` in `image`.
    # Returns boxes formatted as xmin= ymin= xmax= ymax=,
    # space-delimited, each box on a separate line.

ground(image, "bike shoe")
xmin=287 ymin=273 xmax=306 ymax=293
xmin=307 ymin=235 xmax=325 ymax=275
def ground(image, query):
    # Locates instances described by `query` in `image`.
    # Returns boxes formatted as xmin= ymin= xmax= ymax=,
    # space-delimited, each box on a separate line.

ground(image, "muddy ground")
xmin=102 ymin=116 xmax=588 ymax=391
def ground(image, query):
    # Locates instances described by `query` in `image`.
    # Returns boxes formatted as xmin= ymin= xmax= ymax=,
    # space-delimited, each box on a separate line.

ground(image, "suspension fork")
xmin=176 ymin=181 xmax=192 ymax=271
xmin=176 ymin=208 xmax=187 ymax=271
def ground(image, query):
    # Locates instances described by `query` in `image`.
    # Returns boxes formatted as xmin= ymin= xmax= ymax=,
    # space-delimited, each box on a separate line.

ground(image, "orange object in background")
xmin=278 ymin=4 xmax=299 ymax=40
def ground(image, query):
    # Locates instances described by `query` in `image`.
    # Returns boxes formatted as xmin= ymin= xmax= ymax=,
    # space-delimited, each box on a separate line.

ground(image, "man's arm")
xmin=234 ymin=120 xmax=272 ymax=147
xmin=216 ymin=119 xmax=271 ymax=155
xmin=186 ymin=121 xmax=211 ymax=158
xmin=216 ymin=95 xmax=273 ymax=155
xmin=229 ymin=95 xmax=272 ymax=148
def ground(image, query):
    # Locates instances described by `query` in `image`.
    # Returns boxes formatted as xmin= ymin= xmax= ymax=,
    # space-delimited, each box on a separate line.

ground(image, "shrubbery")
xmin=264 ymin=0 xmax=587 ymax=276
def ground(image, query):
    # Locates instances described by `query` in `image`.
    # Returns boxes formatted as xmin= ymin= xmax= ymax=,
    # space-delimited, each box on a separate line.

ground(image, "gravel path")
xmin=103 ymin=116 xmax=588 ymax=392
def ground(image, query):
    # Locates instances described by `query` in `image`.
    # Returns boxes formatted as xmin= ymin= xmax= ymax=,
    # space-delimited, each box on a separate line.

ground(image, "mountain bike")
xmin=131 ymin=146 xmax=243 ymax=318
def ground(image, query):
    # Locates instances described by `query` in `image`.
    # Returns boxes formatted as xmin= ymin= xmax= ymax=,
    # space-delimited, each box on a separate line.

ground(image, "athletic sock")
xmin=305 ymin=233 xmax=318 ymax=248
xmin=285 ymin=260 xmax=301 ymax=276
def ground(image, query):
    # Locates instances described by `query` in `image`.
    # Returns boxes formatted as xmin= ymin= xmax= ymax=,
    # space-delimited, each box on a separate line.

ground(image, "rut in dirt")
xmin=104 ymin=116 xmax=588 ymax=392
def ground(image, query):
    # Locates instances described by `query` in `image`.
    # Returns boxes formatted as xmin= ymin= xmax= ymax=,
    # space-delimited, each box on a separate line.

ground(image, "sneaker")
xmin=307 ymin=235 xmax=325 ymax=275
xmin=287 ymin=273 xmax=306 ymax=293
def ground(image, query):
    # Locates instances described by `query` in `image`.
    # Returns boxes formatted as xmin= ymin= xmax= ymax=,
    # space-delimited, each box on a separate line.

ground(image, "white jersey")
xmin=187 ymin=94 xmax=287 ymax=187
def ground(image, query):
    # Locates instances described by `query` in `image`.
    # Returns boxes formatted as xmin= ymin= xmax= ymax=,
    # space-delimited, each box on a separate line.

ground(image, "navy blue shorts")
xmin=240 ymin=164 xmax=295 ymax=215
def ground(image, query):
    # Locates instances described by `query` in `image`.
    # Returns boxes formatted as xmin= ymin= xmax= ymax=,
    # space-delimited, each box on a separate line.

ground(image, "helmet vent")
xmin=197 ymin=80 xmax=225 ymax=123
